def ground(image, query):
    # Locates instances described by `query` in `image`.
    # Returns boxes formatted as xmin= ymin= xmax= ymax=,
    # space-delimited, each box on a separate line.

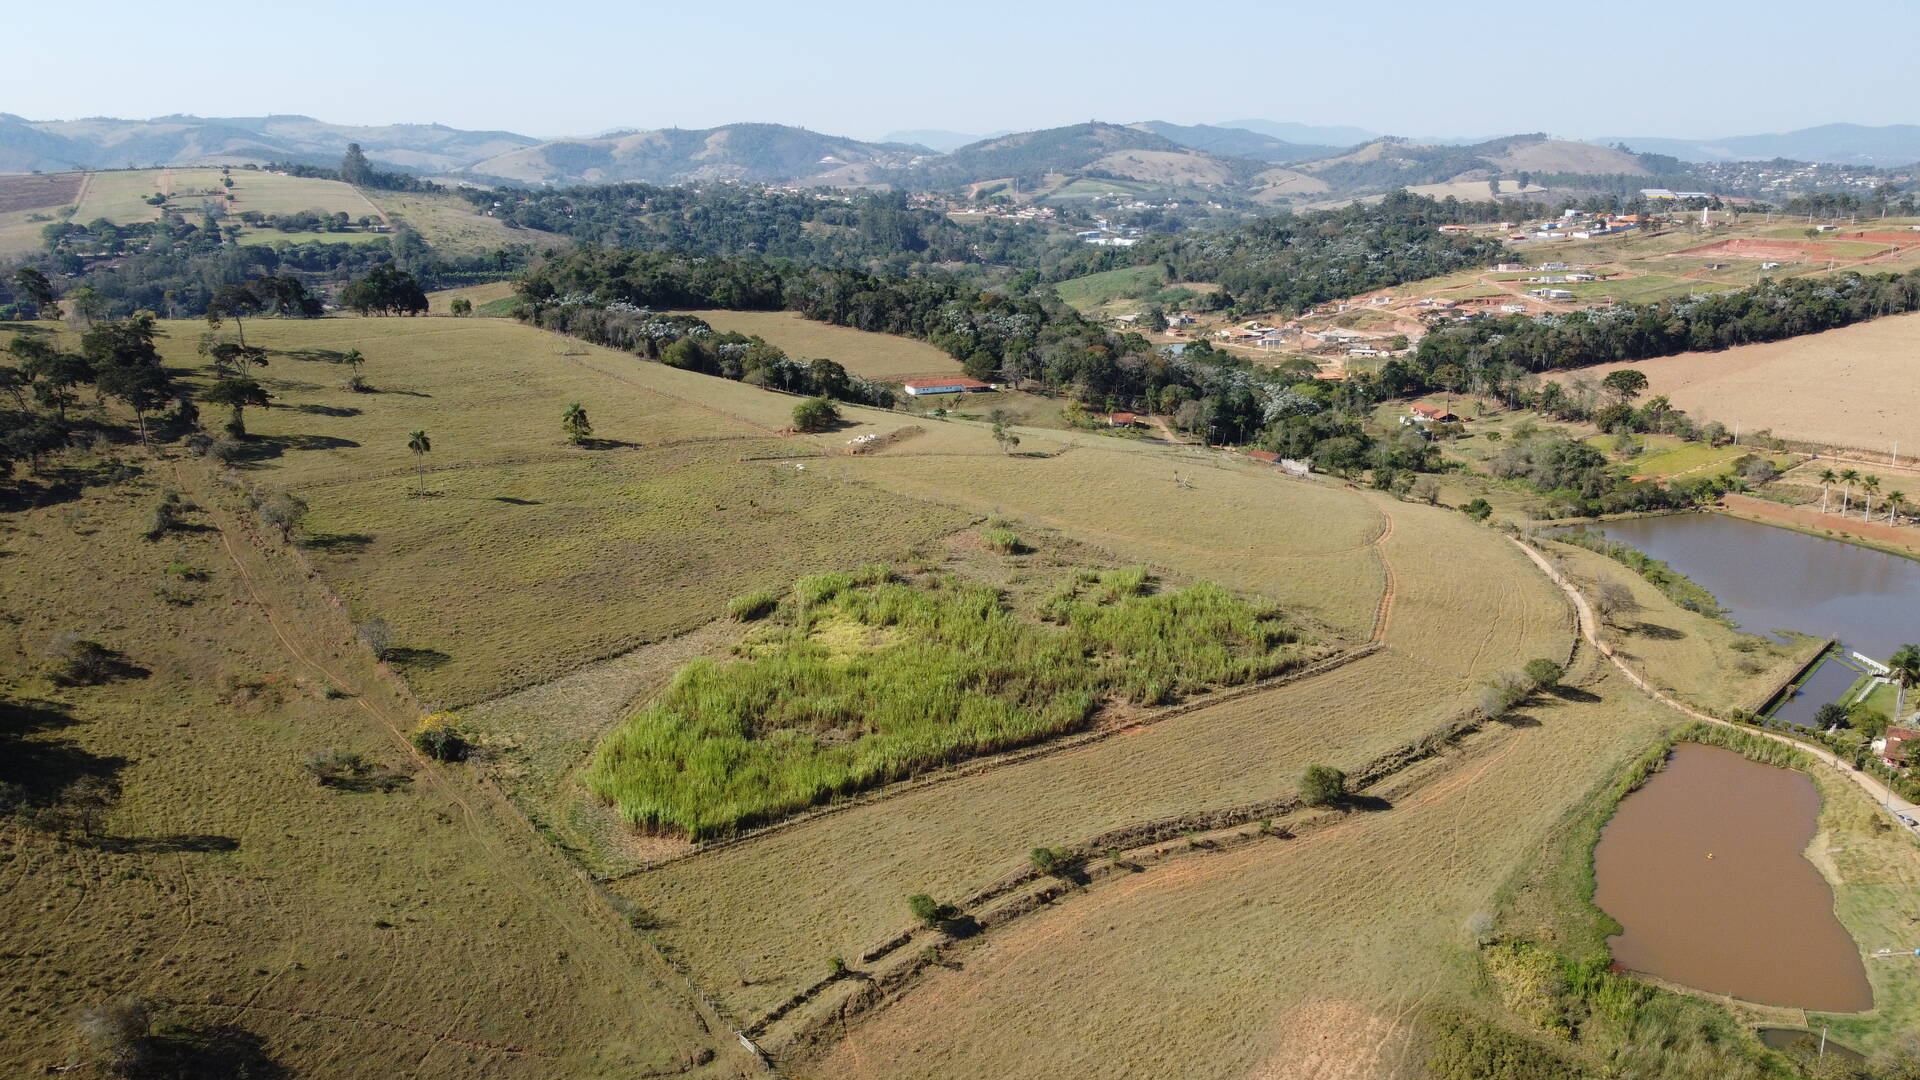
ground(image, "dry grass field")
xmin=145 ymin=318 xmax=975 ymax=706
xmin=365 ymin=190 xmax=553 ymax=256
xmin=613 ymin=492 xmax=1571 ymax=1029
xmin=12 ymin=303 xmax=1918 ymax=1077
xmin=70 ymin=168 xmax=386 ymax=227
xmin=798 ymin=667 xmax=1676 ymax=1080
xmin=0 ymin=451 xmax=747 ymax=1076
xmin=673 ymin=309 xmax=964 ymax=381
xmin=1549 ymin=311 xmax=1920 ymax=453
xmin=425 ymin=280 xmax=519 ymax=315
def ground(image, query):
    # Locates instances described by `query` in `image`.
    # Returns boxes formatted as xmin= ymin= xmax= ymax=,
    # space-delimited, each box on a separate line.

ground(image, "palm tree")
xmin=407 ymin=429 xmax=431 ymax=495
xmin=1891 ymin=644 xmax=1920 ymax=727
xmin=561 ymin=402 xmax=592 ymax=445
xmin=1862 ymin=475 xmax=1881 ymax=521
xmin=1840 ymin=468 xmax=1860 ymax=514
xmin=1889 ymin=491 xmax=1907 ymax=527
xmin=1818 ymin=468 xmax=1838 ymax=513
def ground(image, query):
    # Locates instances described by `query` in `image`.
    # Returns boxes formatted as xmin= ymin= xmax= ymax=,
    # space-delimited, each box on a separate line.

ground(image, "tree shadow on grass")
xmin=223 ymin=433 xmax=361 ymax=468
xmin=362 ymin=386 xmax=431 ymax=398
xmin=386 ymin=647 xmax=451 ymax=671
xmin=0 ymin=698 xmax=130 ymax=810
xmin=1547 ymin=684 xmax=1603 ymax=704
xmin=936 ymin=914 xmax=982 ymax=940
xmin=1633 ymin=621 xmax=1687 ymax=641
xmin=300 ymin=532 xmax=373 ymax=554
xmin=1495 ymin=712 xmax=1544 ymax=728
xmin=0 ymin=460 xmax=145 ymax=513
xmin=491 ymin=496 xmax=541 ymax=505
xmin=146 ymin=1020 xmax=288 ymax=1079
xmin=291 ymin=403 xmax=362 ymax=418
xmin=576 ymin=437 xmax=642 ymax=451
xmin=1342 ymin=794 xmax=1393 ymax=812
xmin=275 ymin=346 xmax=348 ymax=363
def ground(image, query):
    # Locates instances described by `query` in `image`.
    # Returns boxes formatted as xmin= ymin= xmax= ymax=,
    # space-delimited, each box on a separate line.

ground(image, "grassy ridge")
xmin=587 ymin=567 xmax=1303 ymax=838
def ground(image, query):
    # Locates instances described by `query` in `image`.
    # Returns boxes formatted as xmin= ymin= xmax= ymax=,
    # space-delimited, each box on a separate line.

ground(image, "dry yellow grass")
xmin=0 ymin=453 xmax=744 ymax=1076
xmin=367 ymin=190 xmax=555 ymax=256
xmin=425 ymin=281 xmax=518 ymax=315
xmin=798 ymin=667 xmax=1674 ymax=1080
xmin=614 ymin=494 xmax=1571 ymax=1025
xmin=1547 ymin=311 xmax=1920 ymax=454
xmin=148 ymin=317 xmax=976 ymax=705
xmin=673 ymin=309 xmax=964 ymax=381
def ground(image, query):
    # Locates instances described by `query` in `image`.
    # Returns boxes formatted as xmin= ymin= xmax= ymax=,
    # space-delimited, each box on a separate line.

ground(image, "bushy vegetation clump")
xmin=587 ymin=567 xmax=1304 ymax=837
xmin=410 ymin=713 xmax=469 ymax=762
xmin=1300 ymin=764 xmax=1348 ymax=807
xmin=726 ymin=591 xmax=778 ymax=621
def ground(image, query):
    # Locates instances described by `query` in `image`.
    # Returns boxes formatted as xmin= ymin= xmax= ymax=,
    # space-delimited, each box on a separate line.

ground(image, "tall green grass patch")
xmin=587 ymin=567 xmax=1305 ymax=838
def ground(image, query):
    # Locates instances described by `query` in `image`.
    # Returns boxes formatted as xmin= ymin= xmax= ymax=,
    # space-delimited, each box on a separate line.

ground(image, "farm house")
xmin=902 ymin=377 xmax=1000 ymax=397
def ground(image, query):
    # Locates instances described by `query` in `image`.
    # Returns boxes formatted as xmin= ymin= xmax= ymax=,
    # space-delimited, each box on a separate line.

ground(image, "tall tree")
xmin=1818 ymin=467 xmax=1837 ymax=513
xmin=1891 ymin=644 xmax=1920 ymax=728
xmin=206 ymin=284 xmax=263 ymax=347
xmin=1862 ymin=475 xmax=1881 ymax=521
xmin=1840 ymin=468 xmax=1860 ymax=514
xmin=407 ymin=429 xmax=431 ymax=494
xmin=201 ymin=376 xmax=269 ymax=438
xmin=11 ymin=267 xmax=56 ymax=313
xmin=340 ymin=142 xmax=374 ymax=187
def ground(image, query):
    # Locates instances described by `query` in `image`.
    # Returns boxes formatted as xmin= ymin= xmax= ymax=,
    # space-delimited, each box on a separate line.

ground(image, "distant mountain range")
xmin=0 ymin=113 xmax=537 ymax=174
xmin=1596 ymin=123 xmax=1920 ymax=167
xmin=0 ymin=114 xmax=1911 ymax=198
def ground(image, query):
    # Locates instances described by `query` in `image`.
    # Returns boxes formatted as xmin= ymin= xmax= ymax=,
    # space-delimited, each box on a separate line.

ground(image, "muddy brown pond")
xmin=1592 ymin=742 xmax=1872 ymax=1011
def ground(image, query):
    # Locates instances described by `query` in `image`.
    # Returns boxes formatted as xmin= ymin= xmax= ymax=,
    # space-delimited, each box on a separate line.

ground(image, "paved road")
xmin=1509 ymin=537 xmax=1920 ymax=829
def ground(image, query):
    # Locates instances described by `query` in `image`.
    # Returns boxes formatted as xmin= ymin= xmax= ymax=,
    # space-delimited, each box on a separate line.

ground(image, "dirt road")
xmin=1509 ymin=536 xmax=1919 ymax=821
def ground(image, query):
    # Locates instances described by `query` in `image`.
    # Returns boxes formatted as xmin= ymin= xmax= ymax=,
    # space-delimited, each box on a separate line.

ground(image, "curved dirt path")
xmin=1508 ymin=536 xmax=1918 ymax=817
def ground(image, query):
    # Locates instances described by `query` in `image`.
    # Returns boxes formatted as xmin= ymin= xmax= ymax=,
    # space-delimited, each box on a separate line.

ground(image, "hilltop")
xmin=1129 ymin=121 xmax=1341 ymax=163
xmin=457 ymin=123 xmax=929 ymax=185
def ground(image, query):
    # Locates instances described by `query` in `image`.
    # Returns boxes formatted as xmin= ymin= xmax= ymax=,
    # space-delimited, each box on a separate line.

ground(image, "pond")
xmin=1590 ymin=513 xmax=1920 ymax=726
xmin=1592 ymin=743 xmax=1872 ymax=1012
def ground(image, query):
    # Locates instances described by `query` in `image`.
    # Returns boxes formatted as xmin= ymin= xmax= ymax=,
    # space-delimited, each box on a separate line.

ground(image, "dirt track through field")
xmin=1509 ymin=535 xmax=1917 ymax=818
xmin=171 ymin=456 xmax=754 ymax=1070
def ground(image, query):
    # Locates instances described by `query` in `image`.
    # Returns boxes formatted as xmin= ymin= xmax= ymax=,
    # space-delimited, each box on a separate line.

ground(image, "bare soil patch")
xmin=0 ymin=171 xmax=83 ymax=213
xmin=1547 ymin=311 xmax=1920 ymax=453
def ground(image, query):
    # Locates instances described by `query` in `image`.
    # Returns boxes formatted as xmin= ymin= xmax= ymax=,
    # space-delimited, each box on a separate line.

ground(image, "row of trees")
xmin=1408 ymin=268 xmax=1920 ymax=383
xmin=3 ymin=313 xmax=187 ymax=477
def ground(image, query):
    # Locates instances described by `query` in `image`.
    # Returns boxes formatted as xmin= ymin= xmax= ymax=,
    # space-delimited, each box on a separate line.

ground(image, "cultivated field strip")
xmin=797 ymin=672 xmax=1677 ymax=1080
xmin=621 ymin=651 xmax=1481 ymax=1021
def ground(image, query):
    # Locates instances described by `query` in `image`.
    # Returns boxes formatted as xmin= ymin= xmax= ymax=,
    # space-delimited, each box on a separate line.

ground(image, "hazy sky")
xmin=5 ymin=0 xmax=1913 ymax=141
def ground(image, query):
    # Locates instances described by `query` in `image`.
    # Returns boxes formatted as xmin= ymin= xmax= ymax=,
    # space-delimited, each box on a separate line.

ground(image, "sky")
xmin=4 ymin=0 xmax=1915 ymax=142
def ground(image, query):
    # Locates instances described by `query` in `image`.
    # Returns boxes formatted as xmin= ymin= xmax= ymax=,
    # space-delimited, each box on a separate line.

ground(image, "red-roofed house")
xmin=1881 ymin=727 xmax=1920 ymax=767
xmin=1408 ymin=403 xmax=1459 ymax=423
xmin=1109 ymin=412 xmax=1142 ymax=428
xmin=1246 ymin=449 xmax=1280 ymax=465
xmin=902 ymin=377 xmax=999 ymax=397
